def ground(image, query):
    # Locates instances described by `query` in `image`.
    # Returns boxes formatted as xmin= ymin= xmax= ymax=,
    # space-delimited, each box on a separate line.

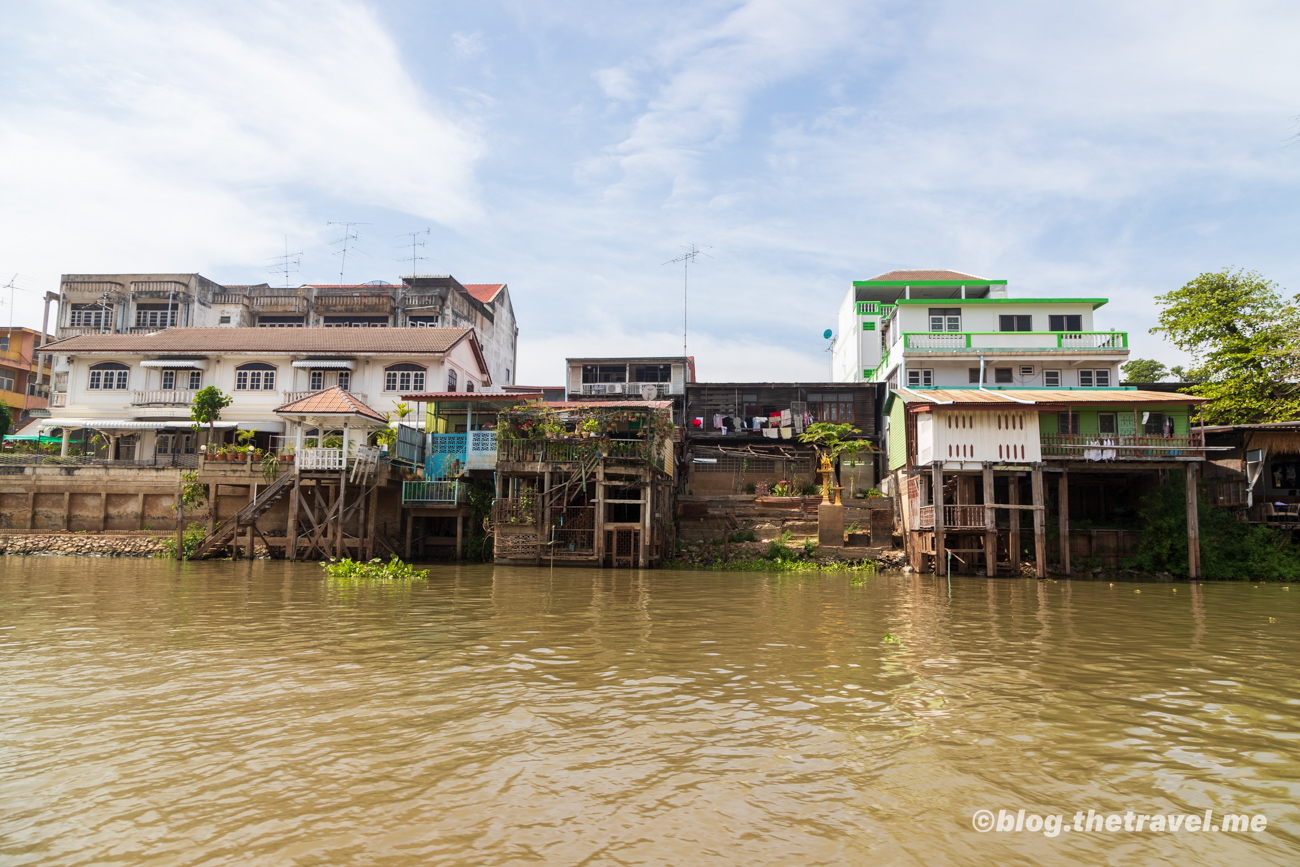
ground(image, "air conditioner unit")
xmin=605 ymin=383 xmax=625 ymax=394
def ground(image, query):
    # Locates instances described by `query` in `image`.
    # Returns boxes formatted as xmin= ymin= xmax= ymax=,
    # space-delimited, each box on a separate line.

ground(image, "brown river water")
xmin=1 ymin=559 xmax=1297 ymax=866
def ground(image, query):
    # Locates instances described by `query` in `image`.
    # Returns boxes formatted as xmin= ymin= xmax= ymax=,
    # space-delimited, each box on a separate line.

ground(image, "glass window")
xmin=323 ymin=316 xmax=390 ymax=327
xmin=1098 ymin=413 xmax=1117 ymax=435
xmin=968 ymin=368 xmax=987 ymax=384
xmin=408 ymin=316 xmax=440 ymax=327
xmin=1095 ymin=369 xmax=1111 ymax=387
xmin=87 ymin=362 xmax=129 ymax=390
xmin=384 ymin=364 xmax=426 ymax=392
xmin=1044 ymin=370 xmax=1061 ymax=387
xmin=1143 ymin=413 xmax=1166 ymax=436
xmin=70 ymin=302 xmax=113 ymax=329
xmin=161 ymin=369 xmax=199 ymax=391
xmin=310 ymin=370 xmax=324 ymax=391
xmin=162 ymin=370 xmax=175 ymax=391
xmin=1049 ymin=314 xmax=1082 ymax=332
xmin=907 ymin=369 xmax=933 ymax=387
xmin=1057 ymin=412 xmax=1080 ymax=434
xmin=0 ymin=371 xmax=14 ymax=391
xmin=632 ymin=364 xmax=672 ymax=382
xmin=447 ymin=369 xmax=458 ymax=392
xmin=994 ymin=368 xmax=1013 ymax=383
xmin=1080 ymin=370 xmax=1094 ymax=387
xmin=337 ymin=371 xmax=350 ymax=391
xmin=256 ymin=316 xmax=305 ymax=327
xmin=0 ymin=335 xmax=9 ymax=350
xmin=467 ymin=381 xmax=475 ymax=393
xmin=582 ymin=364 xmax=627 ymax=383
xmin=999 ymin=315 xmax=1032 ymax=332
xmin=234 ymin=363 xmax=276 ymax=390
xmin=928 ymin=308 xmax=961 ymax=332
xmin=134 ymin=303 xmax=178 ymax=328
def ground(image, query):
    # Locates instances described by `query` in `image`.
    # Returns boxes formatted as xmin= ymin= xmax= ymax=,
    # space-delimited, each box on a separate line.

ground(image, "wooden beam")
xmin=456 ymin=514 xmax=464 ymax=561
xmin=286 ymin=476 xmax=300 ymax=562
xmin=365 ymin=484 xmax=378 ymax=561
xmin=405 ymin=510 xmax=413 ymax=561
xmin=1009 ymin=473 xmax=1021 ymax=575
xmin=983 ymin=464 xmax=996 ymax=577
xmin=931 ymin=463 xmax=946 ymax=575
xmin=1058 ymin=469 xmax=1071 ymax=576
xmin=62 ymin=492 xmax=70 ymax=531
xmin=1186 ymin=461 xmax=1202 ymax=580
xmin=25 ymin=492 xmax=34 ymax=530
xmin=137 ymin=492 xmax=146 ymax=530
xmin=1031 ymin=465 xmax=1047 ymax=580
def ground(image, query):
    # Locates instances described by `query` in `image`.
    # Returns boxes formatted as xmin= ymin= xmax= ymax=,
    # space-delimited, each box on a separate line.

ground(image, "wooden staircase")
xmin=191 ymin=472 xmax=297 ymax=560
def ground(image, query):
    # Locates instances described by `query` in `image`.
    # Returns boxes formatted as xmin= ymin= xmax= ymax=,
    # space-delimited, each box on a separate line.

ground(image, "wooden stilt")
xmin=99 ymin=492 xmax=107 ymax=532
xmin=1009 ymin=474 xmax=1021 ymax=575
xmin=1186 ymin=461 xmax=1201 ymax=580
xmin=1058 ymin=469 xmax=1071 ymax=576
xmin=456 ymin=513 xmax=464 ymax=561
xmin=25 ymin=492 xmax=35 ymax=530
xmin=594 ymin=464 xmax=606 ymax=565
xmin=207 ymin=485 xmax=216 ymax=536
xmin=931 ymin=462 xmax=946 ymax=576
xmin=365 ymin=485 xmax=378 ymax=561
xmin=983 ymin=464 xmax=996 ymax=577
xmin=286 ymin=475 xmax=300 ymax=561
xmin=62 ymin=491 xmax=71 ymax=531
xmin=405 ymin=511 xmax=413 ymax=561
xmin=640 ymin=484 xmax=651 ymax=568
xmin=1031 ymin=465 xmax=1047 ymax=579
xmin=336 ymin=468 xmax=348 ymax=560
xmin=247 ymin=525 xmax=256 ymax=560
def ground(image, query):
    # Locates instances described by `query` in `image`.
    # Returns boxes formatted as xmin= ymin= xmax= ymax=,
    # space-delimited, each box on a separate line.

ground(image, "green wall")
xmin=1036 ymin=406 xmax=1189 ymax=437
xmin=889 ymin=399 xmax=908 ymax=472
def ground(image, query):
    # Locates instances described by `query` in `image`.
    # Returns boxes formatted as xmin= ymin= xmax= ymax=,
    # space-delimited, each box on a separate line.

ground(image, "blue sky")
xmin=2 ymin=0 xmax=1298 ymax=383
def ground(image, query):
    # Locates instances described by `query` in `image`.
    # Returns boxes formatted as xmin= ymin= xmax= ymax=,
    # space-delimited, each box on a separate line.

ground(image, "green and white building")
xmin=832 ymin=269 xmax=1128 ymax=389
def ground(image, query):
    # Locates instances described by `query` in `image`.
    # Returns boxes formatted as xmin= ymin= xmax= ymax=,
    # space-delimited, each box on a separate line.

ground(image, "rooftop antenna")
xmin=3 ymin=274 xmax=16 ymax=332
xmin=397 ymin=228 xmax=431 ymax=277
xmin=267 ymin=236 xmax=303 ymax=289
xmin=663 ymin=244 xmax=711 ymax=357
xmin=327 ymin=221 xmax=371 ymax=284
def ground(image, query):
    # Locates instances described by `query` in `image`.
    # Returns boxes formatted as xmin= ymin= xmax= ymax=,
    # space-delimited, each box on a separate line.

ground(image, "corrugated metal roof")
xmin=899 ymin=388 xmax=1207 ymax=407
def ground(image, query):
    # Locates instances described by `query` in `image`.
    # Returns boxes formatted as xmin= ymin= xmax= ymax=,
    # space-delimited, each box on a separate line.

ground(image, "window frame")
xmin=87 ymin=362 xmax=129 ymax=391
xmin=994 ymin=367 xmax=1013 ymax=384
xmin=907 ymin=368 xmax=933 ymax=387
xmin=234 ymin=362 xmax=277 ymax=391
xmin=1044 ymin=370 xmax=1061 ymax=387
xmin=1048 ymin=314 xmax=1083 ymax=332
xmin=383 ymin=363 xmax=427 ymax=393
xmin=998 ymin=315 xmax=1032 ymax=332
xmin=1057 ymin=412 xmax=1081 ymax=435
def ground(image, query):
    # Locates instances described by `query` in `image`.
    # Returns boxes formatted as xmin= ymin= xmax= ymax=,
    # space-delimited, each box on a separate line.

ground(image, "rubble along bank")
xmin=0 ymin=533 xmax=173 ymax=557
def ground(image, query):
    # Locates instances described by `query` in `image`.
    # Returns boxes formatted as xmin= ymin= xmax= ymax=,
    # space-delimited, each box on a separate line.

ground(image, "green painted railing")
xmin=902 ymin=331 xmax=1127 ymax=350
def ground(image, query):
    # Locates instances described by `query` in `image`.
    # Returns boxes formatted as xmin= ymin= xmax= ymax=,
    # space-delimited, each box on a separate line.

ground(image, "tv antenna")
xmin=663 ymin=244 xmax=711 ymax=357
xmin=397 ymin=228 xmax=431 ymax=277
xmin=327 ymin=221 xmax=371 ymax=284
xmin=3 ymin=274 xmax=16 ymax=332
xmin=267 ymin=236 xmax=303 ymax=288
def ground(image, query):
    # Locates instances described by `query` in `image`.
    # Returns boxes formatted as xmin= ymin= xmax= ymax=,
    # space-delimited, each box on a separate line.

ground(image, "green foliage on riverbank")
xmin=322 ymin=556 xmax=429 ymax=582
xmin=667 ymin=532 xmax=876 ymax=574
xmin=158 ymin=523 xmax=207 ymax=560
xmin=1127 ymin=479 xmax=1300 ymax=580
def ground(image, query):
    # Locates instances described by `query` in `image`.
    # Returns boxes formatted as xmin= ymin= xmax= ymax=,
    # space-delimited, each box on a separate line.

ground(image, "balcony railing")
xmin=298 ymin=448 xmax=344 ymax=470
xmin=212 ymin=293 xmax=249 ymax=305
xmin=576 ymin=381 xmax=683 ymax=397
xmin=424 ymin=431 xmax=497 ymax=478
xmin=250 ymin=295 xmax=306 ymax=312
xmin=402 ymin=480 xmax=461 ymax=505
xmin=1040 ymin=433 xmax=1204 ymax=460
xmin=492 ymin=498 xmax=538 ymax=525
xmin=856 ymin=301 xmax=880 ymax=315
xmin=58 ymin=327 xmax=113 ymax=338
xmin=131 ymin=389 xmax=196 ymax=406
xmin=913 ymin=504 xmax=987 ymax=529
xmin=127 ymin=325 xmax=178 ymax=334
xmin=903 ymin=331 xmax=1128 ymax=351
xmin=50 ymin=393 xmax=67 ymax=407
xmin=314 ymin=295 xmax=395 ymax=312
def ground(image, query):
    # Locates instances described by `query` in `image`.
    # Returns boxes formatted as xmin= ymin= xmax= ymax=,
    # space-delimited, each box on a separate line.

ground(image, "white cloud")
xmin=0 ymin=0 xmax=482 ymax=324
xmin=451 ymin=30 xmax=486 ymax=59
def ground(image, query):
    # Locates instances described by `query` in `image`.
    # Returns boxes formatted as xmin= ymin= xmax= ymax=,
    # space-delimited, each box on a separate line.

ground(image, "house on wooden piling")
xmin=1200 ymin=421 xmax=1300 ymax=523
xmin=884 ymin=387 xmax=1210 ymax=577
xmin=489 ymin=400 xmax=676 ymax=567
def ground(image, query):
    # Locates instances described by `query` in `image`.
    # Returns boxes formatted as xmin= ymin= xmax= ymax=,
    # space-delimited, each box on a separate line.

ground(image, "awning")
xmin=141 ymin=359 xmax=208 ymax=369
xmin=39 ymin=419 xmax=238 ymax=431
xmin=233 ymin=420 xmax=286 ymax=433
xmin=291 ymin=359 xmax=356 ymax=370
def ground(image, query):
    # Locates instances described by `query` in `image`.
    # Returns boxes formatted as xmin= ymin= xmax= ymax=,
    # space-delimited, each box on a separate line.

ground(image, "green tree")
xmin=797 ymin=422 xmax=867 ymax=492
xmin=190 ymin=386 xmax=233 ymax=448
xmin=1121 ymin=358 xmax=1169 ymax=383
xmin=1152 ymin=269 xmax=1300 ymax=423
xmin=0 ymin=401 xmax=11 ymax=446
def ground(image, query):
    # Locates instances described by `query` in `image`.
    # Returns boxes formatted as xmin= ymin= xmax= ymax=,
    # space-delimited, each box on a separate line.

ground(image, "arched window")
xmin=235 ymin=362 xmax=277 ymax=391
xmin=88 ymin=362 xmax=129 ymax=390
xmin=384 ymin=363 xmax=425 ymax=392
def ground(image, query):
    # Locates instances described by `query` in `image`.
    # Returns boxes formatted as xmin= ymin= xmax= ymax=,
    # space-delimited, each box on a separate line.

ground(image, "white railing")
xmin=131 ymin=389 xmax=196 ymax=406
xmin=579 ymin=382 xmax=681 ymax=396
xmin=50 ymin=393 xmax=67 ymax=407
xmin=298 ymin=448 xmax=344 ymax=470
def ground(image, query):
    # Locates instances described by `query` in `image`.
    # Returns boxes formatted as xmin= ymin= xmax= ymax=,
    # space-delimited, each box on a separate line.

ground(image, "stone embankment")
xmin=0 ymin=532 xmax=173 ymax=557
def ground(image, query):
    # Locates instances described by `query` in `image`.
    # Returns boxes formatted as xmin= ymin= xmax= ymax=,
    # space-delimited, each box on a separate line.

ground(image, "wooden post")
xmin=594 ymin=462 xmax=606 ymax=565
xmin=456 ymin=513 xmax=464 ymax=561
xmin=336 ymin=466 xmax=348 ymax=560
xmin=206 ymin=485 xmax=216 ymax=536
xmin=640 ymin=481 xmax=651 ymax=568
xmin=1058 ymin=469 xmax=1071 ymax=576
xmin=1186 ymin=461 xmax=1201 ymax=580
xmin=99 ymin=492 xmax=107 ymax=532
xmin=982 ymin=463 xmax=996 ymax=577
xmin=404 ymin=510 xmax=413 ymax=560
xmin=247 ymin=525 xmax=256 ymax=560
xmin=286 ymin=476 xmax=300 ymax=562
xmin=175 ymin=486 xmax=184 ymax=560
xmin=931 ymin=462 xmax=946 ymax=575
xmin=1031 ymin=465 xmax=1047 ymax=579
xmin=1009 ymin=474 xmax=1021 ymax=575
xmin=365 ymin=485 xmax=378 ymax=561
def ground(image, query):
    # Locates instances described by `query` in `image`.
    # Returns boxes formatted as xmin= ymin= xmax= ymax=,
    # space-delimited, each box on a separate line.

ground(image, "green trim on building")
xmin=862 ymin=321 xmax=876 ymax=331
xmin=888 ymin=398 xmax=908 ymax=472
xmin=1037 ymin=407 xmax=1190 ymax=438
xmin=894 ymin=298 xmax=1108 ymax=309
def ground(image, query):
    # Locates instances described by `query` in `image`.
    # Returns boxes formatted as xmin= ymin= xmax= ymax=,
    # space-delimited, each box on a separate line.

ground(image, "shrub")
xmin=322 ymin=556 xmax=429 ymax=582
xmin=158 ymin=523 xmax=207 ymax=560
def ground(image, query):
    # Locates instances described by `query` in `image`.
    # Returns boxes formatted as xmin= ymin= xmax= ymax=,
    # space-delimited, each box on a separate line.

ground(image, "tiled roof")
xmin=900 ymin=388 xmax=1207 ymax=407
xmin=44 ymin=327 xmax=475 ymax=355
xmin=462 ymin=283 xmax=505 ymax=303
xmin=274 ymin=386 xmax=386 ymax=422
xmin=867 ymin=270 xmax=989 ymax=282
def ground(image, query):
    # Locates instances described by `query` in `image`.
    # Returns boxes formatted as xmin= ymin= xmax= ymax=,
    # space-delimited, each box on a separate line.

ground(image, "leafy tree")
xmin=1168 ymin=365 xmax=1205 ymax=384
xmin=0 ymin=401 xmax=11 ymax=445
xmin=797 ymin=422 xmax=867 ymax=491
xmin=190 ymin=386 xmax=233 ymax=447
xmin=1152 ymin=269 xmax=1300 ymax=423
xmin=1121 ymin=358 xmax=1169 ymax=383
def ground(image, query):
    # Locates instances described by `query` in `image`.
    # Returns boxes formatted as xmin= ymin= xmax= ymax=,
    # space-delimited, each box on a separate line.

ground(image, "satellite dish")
xmin=823 ymin=328 xmax=833 ymax=339
xmin=641 ymin=384 xmax=659 ymax=400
